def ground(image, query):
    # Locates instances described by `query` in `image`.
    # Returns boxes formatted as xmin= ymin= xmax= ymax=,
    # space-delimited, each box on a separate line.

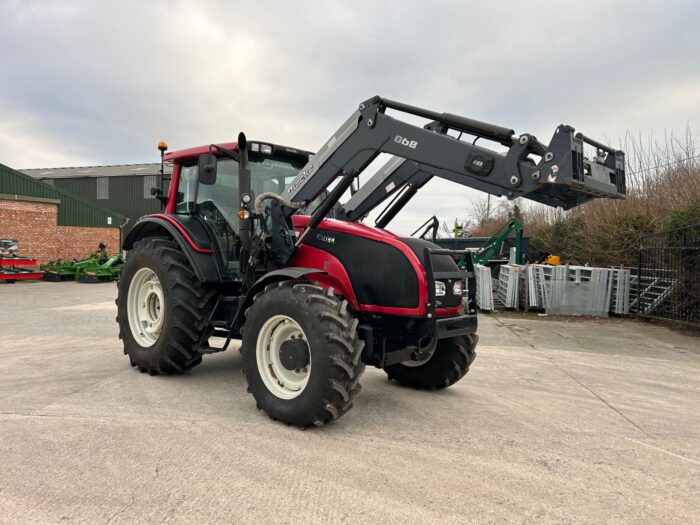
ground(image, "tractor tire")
xmin=241 ymin=281 xmax=365 ymax=427
xmin=384 ymin=333 xmax=477 ymax=390
xmin=116 ymin=237 xmax=215 ymax=375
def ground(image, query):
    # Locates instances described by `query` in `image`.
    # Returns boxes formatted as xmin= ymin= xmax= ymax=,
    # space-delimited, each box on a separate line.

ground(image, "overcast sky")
xmin=1 ymin=0 xmax=699 ymax=233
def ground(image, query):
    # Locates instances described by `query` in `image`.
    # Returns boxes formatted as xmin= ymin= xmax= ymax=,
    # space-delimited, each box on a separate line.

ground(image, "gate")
xmin=633 ymin=224 xmax=700 ymax=326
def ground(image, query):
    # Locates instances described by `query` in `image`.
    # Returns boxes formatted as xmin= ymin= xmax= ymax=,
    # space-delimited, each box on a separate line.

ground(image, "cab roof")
xmin=163 ymin=142 xmax=238 ymax=163
xmin=164 ymin=141 xmax=313 ymax=163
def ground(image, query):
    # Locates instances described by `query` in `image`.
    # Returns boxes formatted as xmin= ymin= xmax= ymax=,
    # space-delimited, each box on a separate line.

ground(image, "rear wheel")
xmin=116 ymin=238 xmax=215 ymax=374
xmin=384 ymin=334 xmax=477 ymax=390
xmin=242 ymin=281 xmax=364 ymax=427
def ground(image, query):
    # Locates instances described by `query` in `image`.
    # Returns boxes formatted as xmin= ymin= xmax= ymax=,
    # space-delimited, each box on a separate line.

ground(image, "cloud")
xmin=1 ymin=0 xmax=699 ymax=232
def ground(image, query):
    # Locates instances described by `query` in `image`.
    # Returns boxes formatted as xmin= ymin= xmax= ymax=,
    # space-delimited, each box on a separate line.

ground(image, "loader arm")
xmin=341 ymin=150 xmax=604 ymax=226
xmin=285 ymin=96 xmax=626 ymax=229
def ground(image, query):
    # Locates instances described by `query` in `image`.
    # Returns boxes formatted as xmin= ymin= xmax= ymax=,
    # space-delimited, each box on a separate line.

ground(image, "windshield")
xmin=175 ymin=154 xmax=309 ymax=216
xmin=199 ymin=157 xmax=304 ymax=225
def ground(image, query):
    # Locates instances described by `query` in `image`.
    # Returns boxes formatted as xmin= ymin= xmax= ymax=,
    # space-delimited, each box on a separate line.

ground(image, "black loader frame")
xmin=298 ymin=97 xmax=625 ymax=230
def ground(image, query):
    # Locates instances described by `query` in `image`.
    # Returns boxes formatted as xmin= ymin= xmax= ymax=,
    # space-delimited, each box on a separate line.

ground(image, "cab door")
xmin=174 ymin=160 xmax=241 ymax=274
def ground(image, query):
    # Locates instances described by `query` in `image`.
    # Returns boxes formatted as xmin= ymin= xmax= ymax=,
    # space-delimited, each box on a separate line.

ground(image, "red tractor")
xmin=117 ymin=96 xmax=625 ymax=426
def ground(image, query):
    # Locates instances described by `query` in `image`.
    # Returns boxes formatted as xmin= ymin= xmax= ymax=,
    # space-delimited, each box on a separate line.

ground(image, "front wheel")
xmin=384 ymin=334 xmax=477 ymax=390
xmin=241 ymin=281 xmax=365 ymax=427
xmin=116 ymin=238 xmax=215 ymax=375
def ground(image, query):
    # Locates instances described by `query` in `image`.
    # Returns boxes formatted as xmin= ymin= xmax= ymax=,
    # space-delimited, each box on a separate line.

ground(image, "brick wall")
xmin=0 ymin=198 xmax=121 ymax=264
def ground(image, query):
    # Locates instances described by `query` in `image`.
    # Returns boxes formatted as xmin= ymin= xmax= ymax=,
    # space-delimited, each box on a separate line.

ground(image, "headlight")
xmin=435 ymin=281 xmax=446 ymax=297
xmin=453 ymin=280 xmax=464 ymax=296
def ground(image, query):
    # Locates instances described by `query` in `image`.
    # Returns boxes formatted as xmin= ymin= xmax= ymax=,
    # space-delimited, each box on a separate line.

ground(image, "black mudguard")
xmin=231 ymin=267 xmax=326 ymax=335
xmin=123 ymin=215 xmax=222 ymax=283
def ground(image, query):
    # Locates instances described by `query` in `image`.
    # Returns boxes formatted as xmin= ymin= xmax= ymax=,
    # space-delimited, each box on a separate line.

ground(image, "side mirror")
xmin=198 ymin=153 xmax=218 ymax=185
xmin=150 ymin=186 xmax=167 ymax=208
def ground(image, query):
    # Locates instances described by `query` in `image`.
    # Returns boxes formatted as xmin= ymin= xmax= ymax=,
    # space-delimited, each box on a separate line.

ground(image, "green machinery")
xmin=41 ymin=243 xmax=124 ymax=283
xmin=78 ymin=252 xmax=124 ymax=283
xmin=413 ymin=216 xmax=525 ymax=266
xmin=470 ymin=217 xmax=525 ymax=266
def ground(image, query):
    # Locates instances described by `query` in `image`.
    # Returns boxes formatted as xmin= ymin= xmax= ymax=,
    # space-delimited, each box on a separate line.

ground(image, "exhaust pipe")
xmin=238 ymin=132 xmax=253 ymax=252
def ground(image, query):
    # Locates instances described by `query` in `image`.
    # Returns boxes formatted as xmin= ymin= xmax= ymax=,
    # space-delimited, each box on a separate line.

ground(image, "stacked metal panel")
xmin=522 ymin=266 xmax=540 ymax=308
xmin=497 ymin=265 xmax=520 ymax=308
xmin=610 ymin=268 xmax=631 ymax=314
xmin=529 ymin=264 xmax=549 ymax=309
xmin=492 ymin=264 xmax=630 ymax=316
xmin=629 ymin=270 xmax=676 ymax=316
xmin=545 ymin=266 xmax=611 ymax=316
xmin=474 ymin=264 xmax=494 ymax=311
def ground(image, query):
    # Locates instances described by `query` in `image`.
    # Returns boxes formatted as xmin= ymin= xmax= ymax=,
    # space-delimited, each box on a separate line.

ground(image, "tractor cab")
xmin=162 ymin=141 xmax=313 ymax=274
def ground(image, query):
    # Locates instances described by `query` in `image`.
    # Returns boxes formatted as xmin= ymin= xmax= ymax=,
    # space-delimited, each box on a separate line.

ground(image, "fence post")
xmin=524 ymin=265 xmax=529 ymax=313
xmin=636 ymin=239 xmax=642 ymax=316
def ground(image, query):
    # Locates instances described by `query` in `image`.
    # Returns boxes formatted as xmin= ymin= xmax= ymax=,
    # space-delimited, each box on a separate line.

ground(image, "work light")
xmin=435 ymin=281 xmax=446 ymax=297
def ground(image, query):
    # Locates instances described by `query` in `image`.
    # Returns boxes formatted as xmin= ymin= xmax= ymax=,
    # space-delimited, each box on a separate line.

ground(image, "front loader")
xmin=116 ymin=96 xmax=625 ymax=427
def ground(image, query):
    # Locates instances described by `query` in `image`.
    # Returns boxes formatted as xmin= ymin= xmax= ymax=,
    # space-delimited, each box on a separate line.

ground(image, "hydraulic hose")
xmin=254 ymin=192 xmax=306 ymax=215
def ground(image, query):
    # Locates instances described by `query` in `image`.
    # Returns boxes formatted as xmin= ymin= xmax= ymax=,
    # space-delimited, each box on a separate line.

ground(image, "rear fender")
xmin=123 ymin=215 xmax=221 ymax=283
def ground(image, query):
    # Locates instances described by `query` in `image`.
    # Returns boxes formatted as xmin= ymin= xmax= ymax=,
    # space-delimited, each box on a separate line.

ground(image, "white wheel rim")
xmin=127 ymin=267 xmax=164 ymax=347
xmin=256 ymin=315 xmax=311 ymax=400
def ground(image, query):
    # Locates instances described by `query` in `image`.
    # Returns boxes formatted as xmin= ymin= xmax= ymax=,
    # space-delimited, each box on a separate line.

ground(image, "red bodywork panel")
xmin=159 ymin=142 xmax=461 ymax=319
xmin=289 ymin=216 xmax=461 ymax=318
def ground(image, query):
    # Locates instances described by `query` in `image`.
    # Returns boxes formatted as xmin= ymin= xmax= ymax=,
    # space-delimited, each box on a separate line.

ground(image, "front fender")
xmin=232 ymin=267 xmax=326 ymax=333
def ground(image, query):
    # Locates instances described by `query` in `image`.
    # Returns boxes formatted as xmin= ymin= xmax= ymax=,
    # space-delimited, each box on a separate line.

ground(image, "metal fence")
xmin=633 ymin=224 xmax=700 ymax=326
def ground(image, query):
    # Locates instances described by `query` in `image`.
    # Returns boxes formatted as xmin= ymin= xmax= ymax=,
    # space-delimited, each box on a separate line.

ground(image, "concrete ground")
xmin=0 ymin=281 xmax=698 ymax=524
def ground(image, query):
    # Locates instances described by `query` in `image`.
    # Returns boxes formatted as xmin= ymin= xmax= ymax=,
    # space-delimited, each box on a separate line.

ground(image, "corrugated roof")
xmin=21 ymin=163 xmax=173 ymax=179
xmin=0 ymin=163 xmax=126 ymax=227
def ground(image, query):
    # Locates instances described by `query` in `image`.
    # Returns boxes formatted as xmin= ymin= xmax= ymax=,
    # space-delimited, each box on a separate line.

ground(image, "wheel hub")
xmin=256 ymin=315 xmax=311 ymax=400
xmin=126 ymin=267 xmax=164 ymax=348
xmin=279 ymin=338 xmax=310 ymax=371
